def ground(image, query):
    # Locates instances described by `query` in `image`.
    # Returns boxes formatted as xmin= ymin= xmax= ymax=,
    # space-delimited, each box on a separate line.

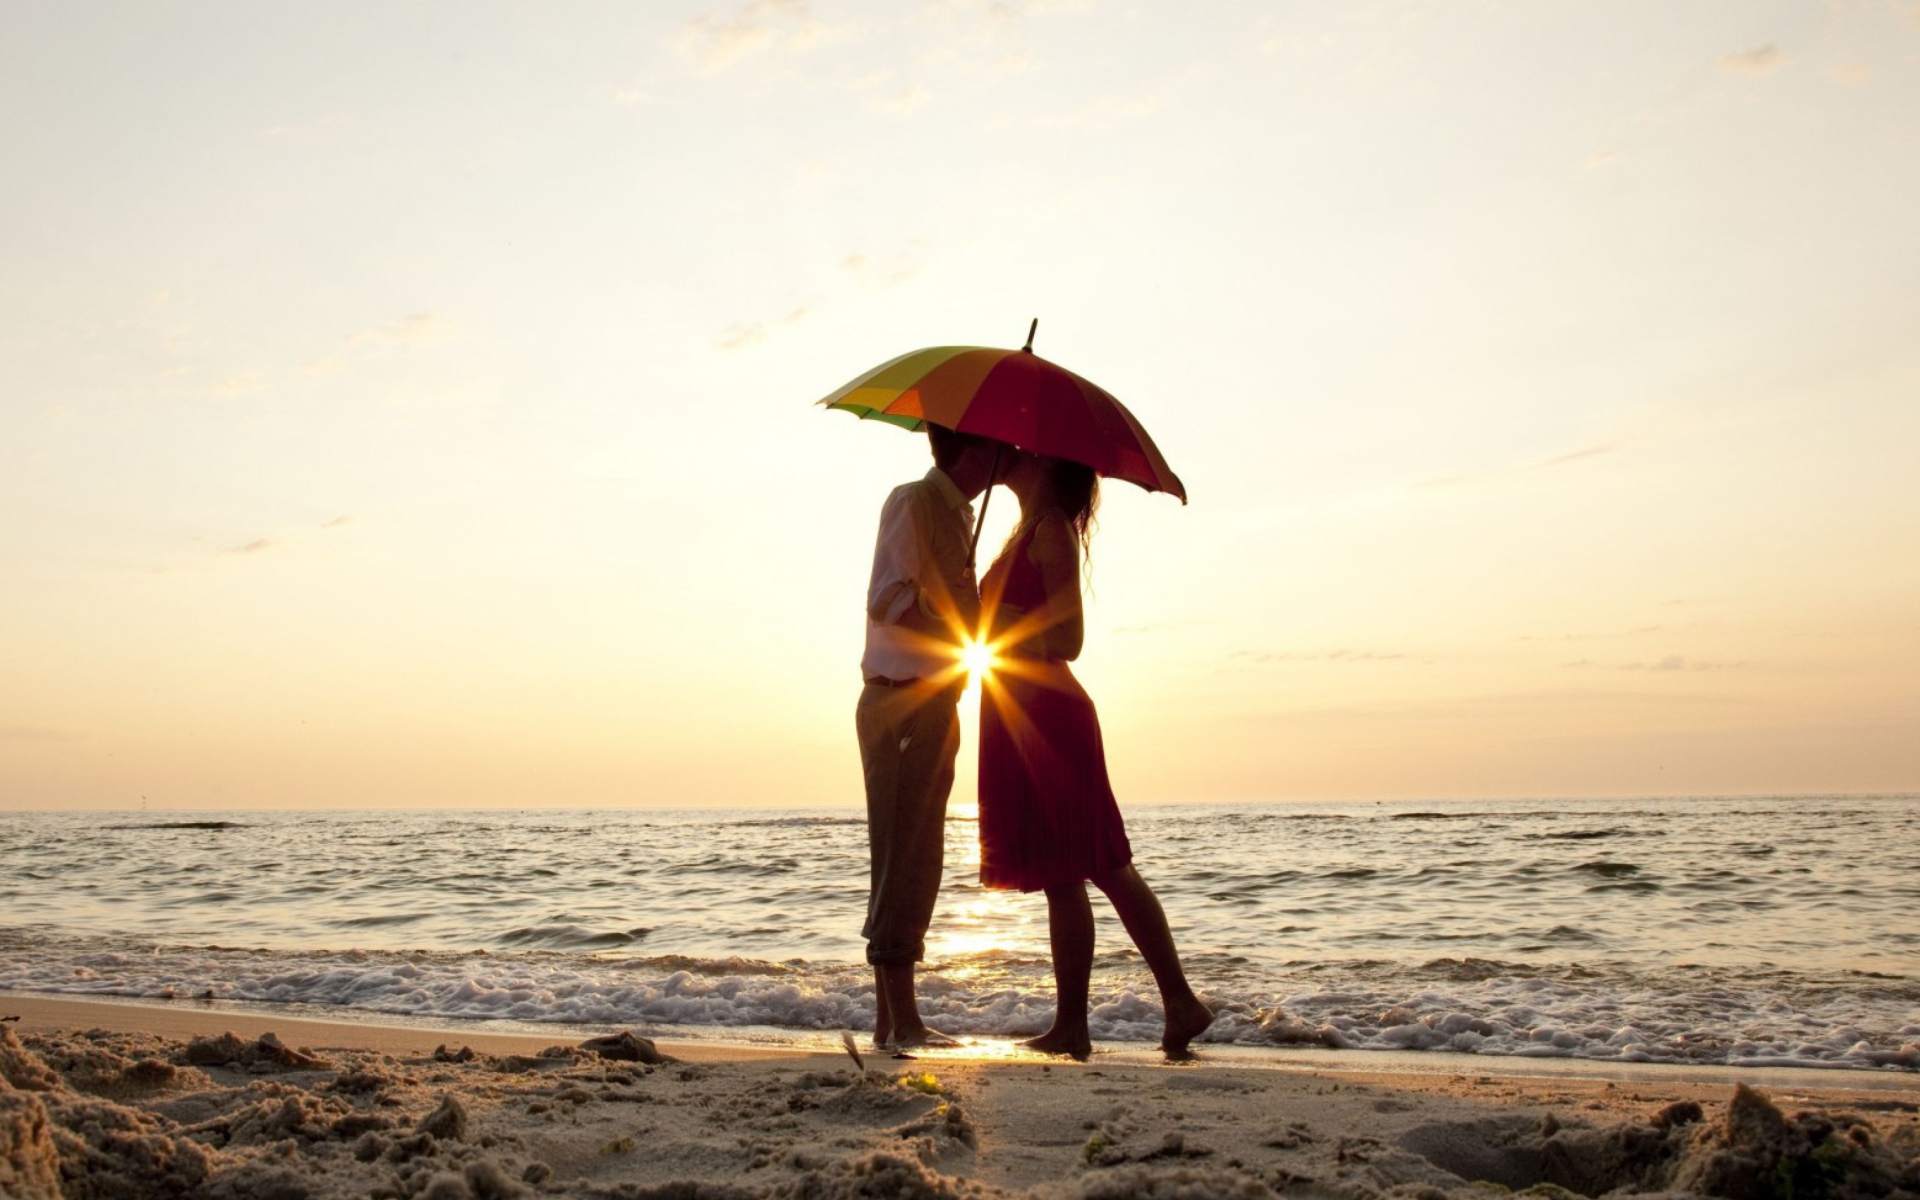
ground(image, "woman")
xmin=977 ymin=449 xmax=1215 ymax=1060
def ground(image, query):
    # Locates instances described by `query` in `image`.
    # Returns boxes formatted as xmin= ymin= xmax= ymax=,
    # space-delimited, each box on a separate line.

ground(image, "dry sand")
xmin=3 ymin=996 xmax=1917 ymax=1199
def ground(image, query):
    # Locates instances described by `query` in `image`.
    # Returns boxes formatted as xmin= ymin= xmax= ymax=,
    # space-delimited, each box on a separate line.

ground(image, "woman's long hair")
xmin=995 ymin=454 xmax=1102 ymax=571
xmin=1044 ymin=457 xmax=1100 ymax=566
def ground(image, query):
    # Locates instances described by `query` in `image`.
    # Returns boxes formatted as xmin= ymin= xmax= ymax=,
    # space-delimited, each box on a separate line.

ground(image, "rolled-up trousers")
xmin=857 ymin=678 xmax=962 ymax=966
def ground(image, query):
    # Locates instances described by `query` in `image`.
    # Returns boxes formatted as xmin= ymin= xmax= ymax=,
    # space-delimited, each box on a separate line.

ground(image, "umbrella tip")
xmin=1022 ymin=318 xmax=1037 ymax=354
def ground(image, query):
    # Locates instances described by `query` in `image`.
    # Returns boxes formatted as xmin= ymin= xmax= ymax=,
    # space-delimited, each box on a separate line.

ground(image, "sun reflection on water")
xmin=927 ymin=885 xmax=1034 ymax=970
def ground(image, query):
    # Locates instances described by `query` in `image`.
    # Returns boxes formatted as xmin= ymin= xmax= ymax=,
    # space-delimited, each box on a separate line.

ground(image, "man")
xmin=858 ymin=422 xmax=1000 ymax=1049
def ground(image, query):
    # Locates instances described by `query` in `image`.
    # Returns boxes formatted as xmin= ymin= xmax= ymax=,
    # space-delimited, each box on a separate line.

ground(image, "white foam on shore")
xmin=2 ymin=939 xmax=1914 ymax=1072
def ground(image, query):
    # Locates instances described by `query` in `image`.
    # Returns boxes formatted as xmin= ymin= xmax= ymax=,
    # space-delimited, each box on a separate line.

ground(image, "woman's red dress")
xmin=977 ymin=525 xmax=1134 ymax=892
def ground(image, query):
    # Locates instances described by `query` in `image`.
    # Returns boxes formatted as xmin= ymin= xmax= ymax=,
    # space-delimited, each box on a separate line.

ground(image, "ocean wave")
xmin=99 ymin=821 xmax=246 ymax=831
xmin=6 ymin=797 xmax=1918 ymax=1070
xmin=1 ymin=938 xmax=1914 ymax=1071
xmin=1574 ymin=860 xmax=1641 ymax=878
xmin=497 ymin=923 xmax=651 ymax=950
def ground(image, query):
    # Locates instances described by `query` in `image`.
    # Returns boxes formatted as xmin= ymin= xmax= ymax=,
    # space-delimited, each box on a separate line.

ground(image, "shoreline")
xmin=8 ymin=990 xmax=1916 ymax=1094
xmin=0 ymin=992 xmax=802 ymax=1064
xmin=5 ymin=993 xmax=1917 ymax=1198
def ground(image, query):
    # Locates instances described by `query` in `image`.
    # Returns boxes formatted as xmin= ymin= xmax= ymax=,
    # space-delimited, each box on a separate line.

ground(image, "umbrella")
xmin=818 ymin=320 xmax=1186 ymax=504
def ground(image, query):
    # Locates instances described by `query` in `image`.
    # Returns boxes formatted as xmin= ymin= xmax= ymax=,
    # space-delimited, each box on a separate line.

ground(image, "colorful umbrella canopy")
xmin=819 ymin=342 xmax=1186 ymax=503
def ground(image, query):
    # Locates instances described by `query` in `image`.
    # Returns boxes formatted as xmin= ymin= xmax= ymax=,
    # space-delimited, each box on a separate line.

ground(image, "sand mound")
xmin=179 ymin=1031 xmax=330 ymax=1071
xmin=0 ymin=1086 xmax=63 ymax=1200
xmin=2 ymin=1026 xmax=61 ymax=1091
xmin=4 ymin=1022 xmax=1916 ymax=1200
xmin=1394 ymin=1082 xmax=1920 ymax=1198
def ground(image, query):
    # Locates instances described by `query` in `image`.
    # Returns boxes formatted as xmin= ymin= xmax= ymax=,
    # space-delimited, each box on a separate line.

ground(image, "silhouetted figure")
xmin=857 ymin=423 xmax=999 ymax=1049
xmin=977 ymin=450 xmax=1215 ymax=1060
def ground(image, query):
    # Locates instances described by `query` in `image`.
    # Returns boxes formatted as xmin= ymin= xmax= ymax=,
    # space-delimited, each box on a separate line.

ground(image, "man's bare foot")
xmin=888 ymin=1026 xmax=961 ymax=1050
xmin=1019 ymin=1029 xmax=1091 ymax=1061
xmin=1161 ymin=996 xmax=1216 ymax=1061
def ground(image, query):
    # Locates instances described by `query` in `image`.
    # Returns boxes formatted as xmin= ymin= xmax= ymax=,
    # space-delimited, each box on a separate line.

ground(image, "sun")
xmin=958 ymin=638 xmax=999 ymax=684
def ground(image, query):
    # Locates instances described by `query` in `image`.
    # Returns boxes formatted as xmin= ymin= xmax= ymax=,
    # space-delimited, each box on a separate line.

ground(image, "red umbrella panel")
xmin=819 ymin=345 xmax=1185 ymax=503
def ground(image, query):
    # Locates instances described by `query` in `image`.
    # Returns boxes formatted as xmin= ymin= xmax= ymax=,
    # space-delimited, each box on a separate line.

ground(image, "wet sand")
xmin=4 ymin=995 xmax=1917 ymax=1198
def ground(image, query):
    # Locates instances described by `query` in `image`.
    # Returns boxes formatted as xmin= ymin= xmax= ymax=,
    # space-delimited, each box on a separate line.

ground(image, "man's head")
xmin=926 ymin=424 xmax=1006 ymax=500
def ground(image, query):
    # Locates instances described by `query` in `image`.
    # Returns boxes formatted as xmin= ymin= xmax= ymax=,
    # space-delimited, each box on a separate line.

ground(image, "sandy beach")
xmin=4 ymin=996 xmax=1917 ymax=1199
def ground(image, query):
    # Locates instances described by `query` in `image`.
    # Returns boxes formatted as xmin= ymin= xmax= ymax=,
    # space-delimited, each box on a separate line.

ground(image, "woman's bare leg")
xmin=1023 ymin=882 xmax=1095 ymax=1060
xmin=1092 ymin=865 xmax=1215 ymax=1059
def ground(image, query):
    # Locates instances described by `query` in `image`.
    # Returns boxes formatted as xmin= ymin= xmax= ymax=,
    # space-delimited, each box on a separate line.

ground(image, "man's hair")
xmin=926 ymin=423 xmax=990 ymax=471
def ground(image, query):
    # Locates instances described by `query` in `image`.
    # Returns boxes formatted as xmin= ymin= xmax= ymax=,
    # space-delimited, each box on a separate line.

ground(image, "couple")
xmin=856 ymin=423 xmax=1214 ymax=1061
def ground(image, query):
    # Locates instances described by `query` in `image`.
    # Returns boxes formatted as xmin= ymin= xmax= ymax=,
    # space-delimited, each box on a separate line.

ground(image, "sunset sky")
xmin=4 ymin=1 xmax=1917 ymax=810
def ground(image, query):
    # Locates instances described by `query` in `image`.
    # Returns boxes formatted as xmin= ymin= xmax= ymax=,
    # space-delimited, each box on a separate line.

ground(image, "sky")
xmin=3 ymin=1 xmax=1917 ymax=811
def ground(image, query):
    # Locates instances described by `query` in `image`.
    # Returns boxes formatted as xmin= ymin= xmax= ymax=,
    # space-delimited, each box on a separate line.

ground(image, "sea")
xmin=3 ymin=797 xmax=1917 ymax=1073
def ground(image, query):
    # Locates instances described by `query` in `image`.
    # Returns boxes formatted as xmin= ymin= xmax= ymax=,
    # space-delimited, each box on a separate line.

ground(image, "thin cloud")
xmin=1619 ymin=656 xmax=1747 ymax=672
xmin=1035 ymin=89 xmax=1164 ymax=131
xmin=1418 ymin=440 xmax=1626 ymax=490
xmin=924 ymin=0 xmax=1021 ymax=29
xmin=216 ymin=372 xmax=265 ymax=397
xmin=1521 ymin=624 xmax=1661 ymax=643
xmin=795 ymin=160 xmax=837 ymax=191
xmin=1829 ymin=63 xmax=1874 ymax=86
xmin=1540 ymin=443 xmax=1622 ymax=469
xmin=715 ymin=301 xmax=819 ymax=351
xmin=927 ymin=0 xmax=1100 ymax=26
xmin=1584 ymin=150 xmax=1622 ymax=172
xmin=873 ymin=84 xmax=933 ymax=117
xmin=718 ymin=241 xmax=922 ymax=349
xmin=841 ymin=242 xmax=927 ymax=288
xmin=0 ymin=725 xmax=69 ymax=742
xmin=347 ymin=313 xmax=458 ymax=347
xmin=320 ymin=515 xmax=354 ymax=530
xmin=613 ymin=85 xmax=666 ymax=107
xmin=1234 ymin=648 xmax=1416 ymax=665
xmin=841 ymin=66 xmax=942 ymax=116
xmin=675 ymin=0 xmax=825 ymax=73
xmin=1718 ymin=45 xmax=1788 ymax=77
xmin=223 ymin=537 xmax=280 ymax=555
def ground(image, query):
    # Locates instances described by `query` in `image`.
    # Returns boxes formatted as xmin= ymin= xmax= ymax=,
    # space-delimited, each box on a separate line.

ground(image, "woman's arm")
xmin=1025 ymin=516 xmax=1084 ymax=661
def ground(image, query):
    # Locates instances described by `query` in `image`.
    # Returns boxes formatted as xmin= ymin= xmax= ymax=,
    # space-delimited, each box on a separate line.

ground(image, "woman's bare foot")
xmin=1161 ymin=996 xmax=1216 ymax=1061
xmin=1020 ymin=1029 xmax=1092 ymax=1061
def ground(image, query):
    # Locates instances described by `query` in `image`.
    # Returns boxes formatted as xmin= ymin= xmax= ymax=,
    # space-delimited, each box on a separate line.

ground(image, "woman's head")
xmin=1010 ymin=452 xmax=1099 ymax=555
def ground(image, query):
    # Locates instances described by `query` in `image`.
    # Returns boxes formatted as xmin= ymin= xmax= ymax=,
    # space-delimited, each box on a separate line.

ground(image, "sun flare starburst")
xmin=958 ymin=638 xmax=999 ymax=684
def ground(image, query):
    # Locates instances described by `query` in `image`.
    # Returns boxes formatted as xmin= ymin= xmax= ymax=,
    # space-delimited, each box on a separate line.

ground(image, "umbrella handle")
xmin=980 ymin=319 xmax=1030 ymax=567
xmin=967 ymin=443 xmax=1005 ymax=573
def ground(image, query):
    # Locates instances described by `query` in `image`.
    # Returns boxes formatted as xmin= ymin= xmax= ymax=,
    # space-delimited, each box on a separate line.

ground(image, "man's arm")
xmin=866 ymin=487 xmax=923 ymax=624
xmin=867 ymin=484 xmax=971 ymax=642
